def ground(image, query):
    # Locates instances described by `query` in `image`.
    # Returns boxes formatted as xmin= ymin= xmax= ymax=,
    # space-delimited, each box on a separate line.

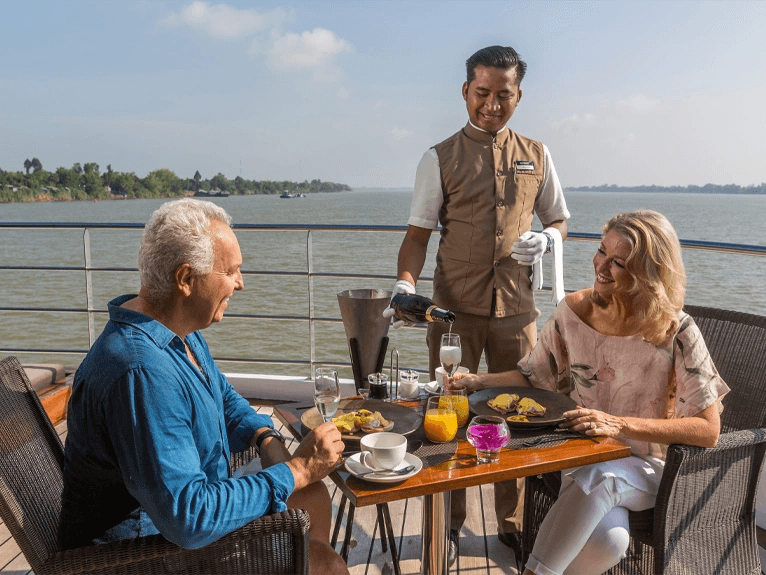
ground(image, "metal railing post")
xmin=307 ymin=230 xmax=316 ymax=377
xmin=83 ymin=228 xmax=96 ymax=347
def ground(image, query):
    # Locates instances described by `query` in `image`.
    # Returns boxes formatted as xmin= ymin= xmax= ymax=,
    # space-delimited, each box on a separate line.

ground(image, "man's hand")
xmin=286 ymin=422 xmax=345 ymax=491
xmin=449 ymin=371 xmax=484 ymax=393
xmin=382 ymin=279 xmax=416 ymax=329
xmin=511 ymin=231 xmax=549 ymax=265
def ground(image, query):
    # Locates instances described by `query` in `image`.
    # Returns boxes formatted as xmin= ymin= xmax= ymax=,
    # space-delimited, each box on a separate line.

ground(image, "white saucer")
xmin=423 ymin=381 xmax=442 ymax=395
xmin=345 ymin=452 xmax=423 ymax=483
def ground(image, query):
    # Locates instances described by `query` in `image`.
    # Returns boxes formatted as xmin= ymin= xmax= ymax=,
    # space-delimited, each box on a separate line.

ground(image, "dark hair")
xmin=466 ymin=46 xmax=527 ymax=85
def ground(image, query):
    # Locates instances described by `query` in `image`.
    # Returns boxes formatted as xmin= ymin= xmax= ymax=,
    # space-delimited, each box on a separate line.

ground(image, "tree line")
xmin=565 ymin=183 xmax=766 ymax=194
xmin=0 ymin=158 xmax=351 ymax=202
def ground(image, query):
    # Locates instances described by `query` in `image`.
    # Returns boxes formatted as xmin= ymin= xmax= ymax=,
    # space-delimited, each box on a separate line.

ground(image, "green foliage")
xmin=83 ymin=162 xmax=99 ymax=176
xmin=0 ymin=160 xmax=353 ymax=202
xmin=144 ymin=168 xmax=179 ymax=197
xmin=56 ymin=167 xmax=82 ymax=189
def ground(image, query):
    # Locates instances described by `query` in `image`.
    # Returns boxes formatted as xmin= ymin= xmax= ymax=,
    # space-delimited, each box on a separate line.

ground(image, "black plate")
xmin=468 ymin=387 xmax=578 ymax=429
xmin=301 ymin=398 xmax=423 ymax=441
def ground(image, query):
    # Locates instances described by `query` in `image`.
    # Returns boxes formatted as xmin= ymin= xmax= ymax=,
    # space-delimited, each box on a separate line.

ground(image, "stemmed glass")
xmin=314 ymin=367 xmax=341 ymax=422
xmin=439 ymin=333 xmax=462 ymax=379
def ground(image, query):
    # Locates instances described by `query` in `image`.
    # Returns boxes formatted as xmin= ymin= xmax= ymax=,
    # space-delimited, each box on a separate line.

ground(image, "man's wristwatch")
xmin=254 ymin=428 xmax=287 ymax=453
xmin=543 ymin=231 xmax=554 ymax=254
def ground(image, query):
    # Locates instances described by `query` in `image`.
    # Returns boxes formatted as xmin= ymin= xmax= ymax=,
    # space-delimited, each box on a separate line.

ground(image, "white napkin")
xmin=531 ymin=227 xmax=565 ymax=304
xmin=233 ymin=457 xmax=263 ymax=478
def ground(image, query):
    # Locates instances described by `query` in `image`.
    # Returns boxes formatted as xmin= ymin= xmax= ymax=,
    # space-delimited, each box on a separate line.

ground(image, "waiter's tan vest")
xmin=432 ymin=123 xmax=545 ymax=317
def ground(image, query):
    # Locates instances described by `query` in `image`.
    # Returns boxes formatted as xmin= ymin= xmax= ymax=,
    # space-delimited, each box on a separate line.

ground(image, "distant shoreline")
xmin=2 ymin=187 xmax=765 ymax=204
xmin=565 ymin=185 xmax=765 ymax=195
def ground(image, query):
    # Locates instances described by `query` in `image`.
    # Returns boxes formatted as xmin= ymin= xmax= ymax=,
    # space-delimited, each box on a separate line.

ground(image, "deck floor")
xmin=2 ymin=404 xmax=764 ymax=575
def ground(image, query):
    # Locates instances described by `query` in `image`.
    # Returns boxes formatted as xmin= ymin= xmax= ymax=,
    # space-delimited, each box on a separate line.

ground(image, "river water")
xmin=1 ymin=191 xmax=764 ymax=379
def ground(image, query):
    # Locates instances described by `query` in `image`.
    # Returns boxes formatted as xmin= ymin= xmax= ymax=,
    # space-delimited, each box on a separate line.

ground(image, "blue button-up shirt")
xmin=60 ymin=295 xmax=295 ymax=549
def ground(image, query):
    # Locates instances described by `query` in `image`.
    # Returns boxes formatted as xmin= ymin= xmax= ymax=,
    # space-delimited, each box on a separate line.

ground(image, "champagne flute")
xmin=314 ymin=367 xmax=341 ymax=422
xmin=440 ymin=333 xmax=462 ymax=380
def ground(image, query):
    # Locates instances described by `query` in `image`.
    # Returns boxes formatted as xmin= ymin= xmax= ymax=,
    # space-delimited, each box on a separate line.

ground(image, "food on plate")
xmin=488 ymin=393 xmax=547 ymax=418
xmin=506 ymin=414 xmax=529 ymax=423
xmin=516 ymin=397 xmax=546 ymax=417
xmin=487 ymin=393 xmax=520 ymax=414
xmin=331 ymin=409 xmax=393 ymax=433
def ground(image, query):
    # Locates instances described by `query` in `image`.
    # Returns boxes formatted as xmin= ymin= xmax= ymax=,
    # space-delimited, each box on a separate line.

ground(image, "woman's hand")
xmin=560 ymin=407 xmax=625 ymax=437
xmin=561 ymin=403 xmax=721 ymax=447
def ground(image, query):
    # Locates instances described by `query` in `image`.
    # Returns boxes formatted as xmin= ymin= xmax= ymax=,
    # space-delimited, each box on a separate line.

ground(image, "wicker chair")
xmin=521 ymin=305 xmax=766 ymax=575
xmin=0 ymin=355 xmax=310 ymax=575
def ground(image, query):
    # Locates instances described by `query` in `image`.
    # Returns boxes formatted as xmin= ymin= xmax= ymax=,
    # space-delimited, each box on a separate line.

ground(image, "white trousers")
xmin=525 ymin=476 xmax=656 ymax=575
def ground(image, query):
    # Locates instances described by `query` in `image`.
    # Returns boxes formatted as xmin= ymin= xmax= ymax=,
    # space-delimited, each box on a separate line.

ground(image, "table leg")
xmin=420 ymin=491 xmax=450 ymax=575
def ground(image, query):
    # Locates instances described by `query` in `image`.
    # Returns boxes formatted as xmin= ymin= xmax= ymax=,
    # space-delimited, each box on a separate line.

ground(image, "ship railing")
xmin=1 ymin=222 xmax=765 ymax=378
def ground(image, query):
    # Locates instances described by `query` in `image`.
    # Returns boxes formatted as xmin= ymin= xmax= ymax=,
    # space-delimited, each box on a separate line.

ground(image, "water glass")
xmin=314 ymin=367 xmax=341 ymax=422
xmin=423 ymin=396 xmax=458 ymax=443
xmin=466 ymin=415 xmax=510 ymax=463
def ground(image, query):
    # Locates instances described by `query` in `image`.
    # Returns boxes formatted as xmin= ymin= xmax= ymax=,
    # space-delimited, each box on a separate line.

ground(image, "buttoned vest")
xmin=432 ymin=123 xmax=545 ymax=318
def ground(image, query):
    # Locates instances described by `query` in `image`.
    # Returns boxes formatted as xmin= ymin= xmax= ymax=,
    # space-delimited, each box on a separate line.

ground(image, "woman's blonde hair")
xmin=603 ymin=210 xmax=686 ymax=344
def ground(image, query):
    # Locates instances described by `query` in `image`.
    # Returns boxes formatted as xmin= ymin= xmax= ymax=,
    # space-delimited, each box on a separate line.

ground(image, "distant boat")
xmin=280 ymin=191 xmax=306 ymax=198
xmin=195 ymin=190 xmax=230 ymax=197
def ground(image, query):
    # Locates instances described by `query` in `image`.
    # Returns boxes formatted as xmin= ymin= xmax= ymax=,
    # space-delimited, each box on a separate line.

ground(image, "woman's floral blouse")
xmin=518 ymin=301 xmax=729 ymax=459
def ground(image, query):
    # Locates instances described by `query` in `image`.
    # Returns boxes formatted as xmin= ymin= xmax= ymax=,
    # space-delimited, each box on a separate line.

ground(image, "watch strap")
xmin=254 ymin=428 xmax=286 ymax=452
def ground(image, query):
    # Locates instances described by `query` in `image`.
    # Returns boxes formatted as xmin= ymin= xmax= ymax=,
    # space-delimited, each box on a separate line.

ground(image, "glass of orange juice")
xmin=424 ymin=396 xmax=458 ymax=443
xmin=440 ymin=384 xmax=469 ymax=427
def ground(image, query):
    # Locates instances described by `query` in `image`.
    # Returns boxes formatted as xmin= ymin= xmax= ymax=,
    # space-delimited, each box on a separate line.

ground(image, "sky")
xmin=1 ymin=0 xmax=765 ymax=188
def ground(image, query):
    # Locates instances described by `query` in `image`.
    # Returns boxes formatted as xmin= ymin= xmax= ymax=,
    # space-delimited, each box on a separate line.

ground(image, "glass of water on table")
xmin=314 ymin=367 xmax=341 ymax=422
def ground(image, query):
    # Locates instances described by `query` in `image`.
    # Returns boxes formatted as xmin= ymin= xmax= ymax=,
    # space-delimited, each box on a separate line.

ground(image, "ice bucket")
xmin=337 ymin=289 xmax=392 ymax=392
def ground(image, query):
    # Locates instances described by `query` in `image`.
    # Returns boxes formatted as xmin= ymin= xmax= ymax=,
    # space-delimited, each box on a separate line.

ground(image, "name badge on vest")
xmin=514 ymin=160 xmax=535 ymax=171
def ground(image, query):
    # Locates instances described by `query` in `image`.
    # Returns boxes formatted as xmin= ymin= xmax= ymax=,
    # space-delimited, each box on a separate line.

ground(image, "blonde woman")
xmin=453 ymin=210 xmax=728 ymax=575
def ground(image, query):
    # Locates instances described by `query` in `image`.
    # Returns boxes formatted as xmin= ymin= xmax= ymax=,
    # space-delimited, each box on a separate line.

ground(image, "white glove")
xmin=511 ymin=231 xmax=548 ymax=265
xmin=382 ymin=279 xmax=416 ymax=329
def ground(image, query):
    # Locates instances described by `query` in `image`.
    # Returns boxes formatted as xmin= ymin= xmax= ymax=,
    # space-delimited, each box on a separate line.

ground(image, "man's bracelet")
xmin=254 ymin=428 xmax=286 ymax=453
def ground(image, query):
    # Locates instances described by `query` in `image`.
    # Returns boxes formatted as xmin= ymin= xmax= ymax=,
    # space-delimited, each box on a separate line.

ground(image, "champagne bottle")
xmin=390 ymin=293 xmax=455 ymax=324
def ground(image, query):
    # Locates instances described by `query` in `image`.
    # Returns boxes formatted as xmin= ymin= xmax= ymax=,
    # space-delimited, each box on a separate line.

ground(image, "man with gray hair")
xmin=60 ymin=198 xmax=348 ymax=574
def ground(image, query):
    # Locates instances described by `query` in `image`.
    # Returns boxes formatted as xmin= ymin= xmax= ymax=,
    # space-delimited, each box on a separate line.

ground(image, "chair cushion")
xmin=22 ymin=363 xmax=66 ymax=392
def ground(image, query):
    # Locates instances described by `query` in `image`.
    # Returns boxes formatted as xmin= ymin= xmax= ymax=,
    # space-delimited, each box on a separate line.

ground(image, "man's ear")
xmin=176 ymin=264 xmax=195 ymax=297
xmin=462 ymin=81 xmax=469 ymax=102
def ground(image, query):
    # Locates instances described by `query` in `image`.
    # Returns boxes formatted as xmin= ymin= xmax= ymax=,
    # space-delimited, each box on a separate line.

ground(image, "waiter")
xmin=384 ymin=45 xmax=570 ymax=567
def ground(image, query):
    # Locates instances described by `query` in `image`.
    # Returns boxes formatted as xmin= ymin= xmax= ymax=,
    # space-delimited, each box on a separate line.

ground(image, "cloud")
xmin=159 ymin=1 xmax=292 ymax=39
xmin=159 ymin=5 xmax=351 ymax=81
xmin=551 ymin=113 xmax=597 ymax=132
xmin=615 ymin=94 xmax=661 ymax=115
xmin=268 ymin=28 xmax=352 ymax=71
xmin=389 ymin=126 xmax=413 ymax=141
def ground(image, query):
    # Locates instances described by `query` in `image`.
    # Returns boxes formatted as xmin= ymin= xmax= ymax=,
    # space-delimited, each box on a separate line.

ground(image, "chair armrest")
xmin=46 ymin=509 xmax=310 ymax=575
xmin=230 ymin=444 xmax=261 ymax=475
xmin=653 ymin=428 xmax=766 ymax=542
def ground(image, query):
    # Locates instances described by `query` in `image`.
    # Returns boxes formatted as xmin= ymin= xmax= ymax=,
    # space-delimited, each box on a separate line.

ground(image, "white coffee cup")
xmin=360 ymin=432 xmax=407 ymax=470
xmin=435 ymin=365 xmax=469 ymax=388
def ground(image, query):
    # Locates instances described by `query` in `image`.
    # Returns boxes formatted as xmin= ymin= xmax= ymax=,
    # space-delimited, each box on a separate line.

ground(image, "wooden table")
xmin=275 ymin=398 xmax=631 ymax=575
